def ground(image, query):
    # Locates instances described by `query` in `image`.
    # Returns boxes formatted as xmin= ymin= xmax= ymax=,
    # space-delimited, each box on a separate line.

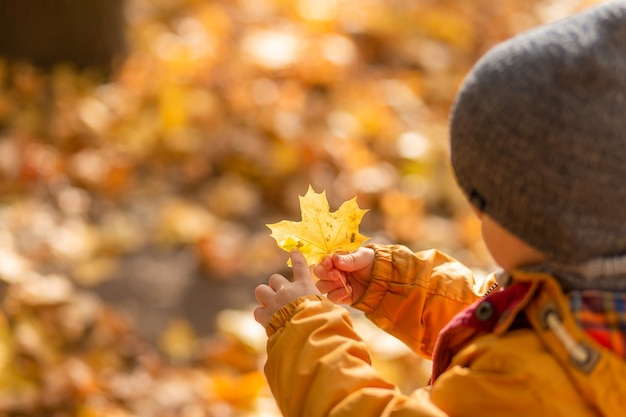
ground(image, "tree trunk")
xmin=0 ymin=0 xmax=127 ymax=74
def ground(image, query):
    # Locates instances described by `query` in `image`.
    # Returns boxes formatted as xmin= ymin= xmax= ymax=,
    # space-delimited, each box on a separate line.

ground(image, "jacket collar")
xmin=430 ymin=277 xmax=537 ymax=382
xmin=430 ymin=271 xmax=626 ymax=413
xmin=520 ymin=272 xmax=626 ymax=414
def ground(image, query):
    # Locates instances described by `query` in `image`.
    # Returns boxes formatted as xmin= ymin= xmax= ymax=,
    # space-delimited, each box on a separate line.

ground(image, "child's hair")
xmin=449 ymin=0 xmax=626 ymax=266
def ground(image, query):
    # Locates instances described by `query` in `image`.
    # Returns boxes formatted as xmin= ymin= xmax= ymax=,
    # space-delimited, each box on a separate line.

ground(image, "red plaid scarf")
xmin=570 ymin=291 xmax=626 ymax=359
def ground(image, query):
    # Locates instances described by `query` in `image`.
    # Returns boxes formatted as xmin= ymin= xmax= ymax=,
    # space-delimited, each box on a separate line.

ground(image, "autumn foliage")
xmin=267 ymin=186 xmax=369 ymax=266
xmin=0 ymin=0 xmax=601 ymax=415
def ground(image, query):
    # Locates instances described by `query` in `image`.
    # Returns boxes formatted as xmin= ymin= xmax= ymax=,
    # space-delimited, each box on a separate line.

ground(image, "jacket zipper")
xmin=482 ymin=282 xmax=499 ymax=298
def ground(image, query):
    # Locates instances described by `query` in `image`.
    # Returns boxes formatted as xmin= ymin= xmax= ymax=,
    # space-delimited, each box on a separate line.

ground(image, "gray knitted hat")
xmin=450 ymin=0 xmax=626 ymax=265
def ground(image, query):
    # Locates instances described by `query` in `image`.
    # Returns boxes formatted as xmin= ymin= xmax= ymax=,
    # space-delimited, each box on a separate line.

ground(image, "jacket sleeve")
xmin=352 ymin=244 xmax=496 ymax=359
xmin=263 ymin=245 xmax=498 ymax=417
xmin=264 ymin=295 xmax=450 ymax=417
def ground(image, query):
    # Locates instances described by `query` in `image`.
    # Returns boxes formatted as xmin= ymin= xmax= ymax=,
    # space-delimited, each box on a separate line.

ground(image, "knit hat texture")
xmin=450 ymin=0 xmax=626 ymax=265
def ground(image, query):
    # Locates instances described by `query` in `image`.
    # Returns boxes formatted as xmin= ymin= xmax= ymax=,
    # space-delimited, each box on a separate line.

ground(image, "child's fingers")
xmin=315 ymin=276 xmax=344 ymax=294
xmin=289 ymin=250 xmax=311 ymax=282
xmin=255 ymin=284 xmax=274 ymax=304
xmin=268 ymin=274 xmax=290 ymax=291
xmin=322 ymin=255 xmax=334 ymax=270
xmin=312 ymin=255 xmax=341 ymax=281
xmin=326 ymin=287 xmax=352 ymax=304
xmin=312 ymin=263 xmax=334 ymax=281
xmin=253 ymin=305 xmax=270 ymax=326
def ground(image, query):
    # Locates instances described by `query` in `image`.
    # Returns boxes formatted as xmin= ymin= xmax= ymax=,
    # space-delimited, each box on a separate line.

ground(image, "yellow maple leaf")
xmin=267 ymin=185 xmax=369 ymax=267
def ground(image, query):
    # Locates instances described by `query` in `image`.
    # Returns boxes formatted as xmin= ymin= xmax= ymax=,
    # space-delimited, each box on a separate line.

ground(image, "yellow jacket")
xmin=264 ymin=245 xmax=626 ymax=416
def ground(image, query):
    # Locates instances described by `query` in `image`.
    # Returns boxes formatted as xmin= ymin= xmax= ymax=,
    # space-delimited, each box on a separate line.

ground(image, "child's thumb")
xmin=333 ymin=251 xmax=369 ymax=272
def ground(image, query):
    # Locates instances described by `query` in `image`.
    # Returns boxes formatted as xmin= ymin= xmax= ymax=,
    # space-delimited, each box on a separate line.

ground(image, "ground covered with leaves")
xmin=0 ymin=0 xmax=599 ymax=415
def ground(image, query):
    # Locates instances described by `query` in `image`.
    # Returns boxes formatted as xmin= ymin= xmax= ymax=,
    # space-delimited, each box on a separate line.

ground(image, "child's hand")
xmin=313 ymin=247 xmax=375 ymax=304
xmin=254 ymin=250 xmax=321 ymax=327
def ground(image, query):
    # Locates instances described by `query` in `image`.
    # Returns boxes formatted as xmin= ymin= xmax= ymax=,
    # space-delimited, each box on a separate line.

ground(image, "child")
xmin=254 ymin=1 xmax=626 ymax=415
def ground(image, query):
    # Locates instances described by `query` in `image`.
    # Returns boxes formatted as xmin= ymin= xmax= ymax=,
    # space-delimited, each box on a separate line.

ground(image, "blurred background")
xmin=0 ymin=0 xmax=601 ymax=415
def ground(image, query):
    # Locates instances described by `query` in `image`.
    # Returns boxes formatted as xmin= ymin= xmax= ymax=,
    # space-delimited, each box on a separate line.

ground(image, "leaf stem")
xmin=337 ymin=271 xmax=352 ymax=296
